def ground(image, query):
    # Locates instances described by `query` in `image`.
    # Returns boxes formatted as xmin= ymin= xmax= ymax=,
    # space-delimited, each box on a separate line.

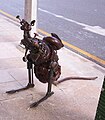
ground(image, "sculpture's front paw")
xmin=23 ymin=56 xmax=27 ymax=62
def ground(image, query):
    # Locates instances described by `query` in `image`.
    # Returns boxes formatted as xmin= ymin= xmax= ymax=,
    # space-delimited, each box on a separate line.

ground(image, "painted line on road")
xmin=0 ymin=9 xmax=18 ymax=21
xmin=0 ymin=9 xmax=105 ymax=65
xmin=39 ymin=8 xmax=105 ymax=36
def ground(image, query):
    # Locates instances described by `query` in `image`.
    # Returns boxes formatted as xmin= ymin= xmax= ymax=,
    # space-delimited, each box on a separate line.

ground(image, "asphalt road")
xmin=0 ymin=0 xmax=105 ymax=66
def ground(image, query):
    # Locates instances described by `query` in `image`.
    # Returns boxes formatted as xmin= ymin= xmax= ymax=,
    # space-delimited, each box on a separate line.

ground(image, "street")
xmin=0 ymin=0 xmax=105 ymax=67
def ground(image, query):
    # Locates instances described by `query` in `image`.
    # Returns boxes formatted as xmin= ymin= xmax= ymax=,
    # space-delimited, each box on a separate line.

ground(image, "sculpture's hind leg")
xmin=6 ymin=61 xmax=35 ymax=94
xmin=30 ymin=68 xmax=54 ymax=108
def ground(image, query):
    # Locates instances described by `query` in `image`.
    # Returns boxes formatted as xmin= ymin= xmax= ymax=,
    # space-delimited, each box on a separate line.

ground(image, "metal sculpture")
xmin=6 ymin=16 xmax=97 ymax=108
xmin=6 ymin=16 xmax=64 ymax=107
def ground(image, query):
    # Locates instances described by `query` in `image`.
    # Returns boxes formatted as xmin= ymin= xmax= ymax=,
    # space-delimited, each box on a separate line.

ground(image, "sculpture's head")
xmin=16 ymin=15 xmax=35 ymax=32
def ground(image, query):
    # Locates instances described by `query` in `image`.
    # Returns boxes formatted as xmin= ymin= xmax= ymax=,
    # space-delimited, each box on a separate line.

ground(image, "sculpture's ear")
xmin=16 ymin=15 xmax=20 ymax=19
xmin=16 ymin=15 xmax=21 ymax=22
xmin=30 ymin=20 xmax=35 ymax=26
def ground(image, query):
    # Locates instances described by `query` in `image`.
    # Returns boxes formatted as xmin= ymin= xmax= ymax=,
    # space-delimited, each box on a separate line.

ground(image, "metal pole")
xmin=24 ymin=0 xmax=38 ymax=36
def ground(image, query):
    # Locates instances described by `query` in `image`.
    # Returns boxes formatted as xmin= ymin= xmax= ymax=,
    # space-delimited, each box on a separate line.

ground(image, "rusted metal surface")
xmin=6 ymin=16 xmax=64 ymax=107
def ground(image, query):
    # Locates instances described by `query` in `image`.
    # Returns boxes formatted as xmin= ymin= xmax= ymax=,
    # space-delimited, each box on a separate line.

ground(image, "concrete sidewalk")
xmin=0 ymin=13 xmax=105 ymax=120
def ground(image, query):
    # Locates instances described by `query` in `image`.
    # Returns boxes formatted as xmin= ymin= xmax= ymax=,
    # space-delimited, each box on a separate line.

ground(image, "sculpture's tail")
xmin=53 ymin=76 xmax=98 ymax=86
